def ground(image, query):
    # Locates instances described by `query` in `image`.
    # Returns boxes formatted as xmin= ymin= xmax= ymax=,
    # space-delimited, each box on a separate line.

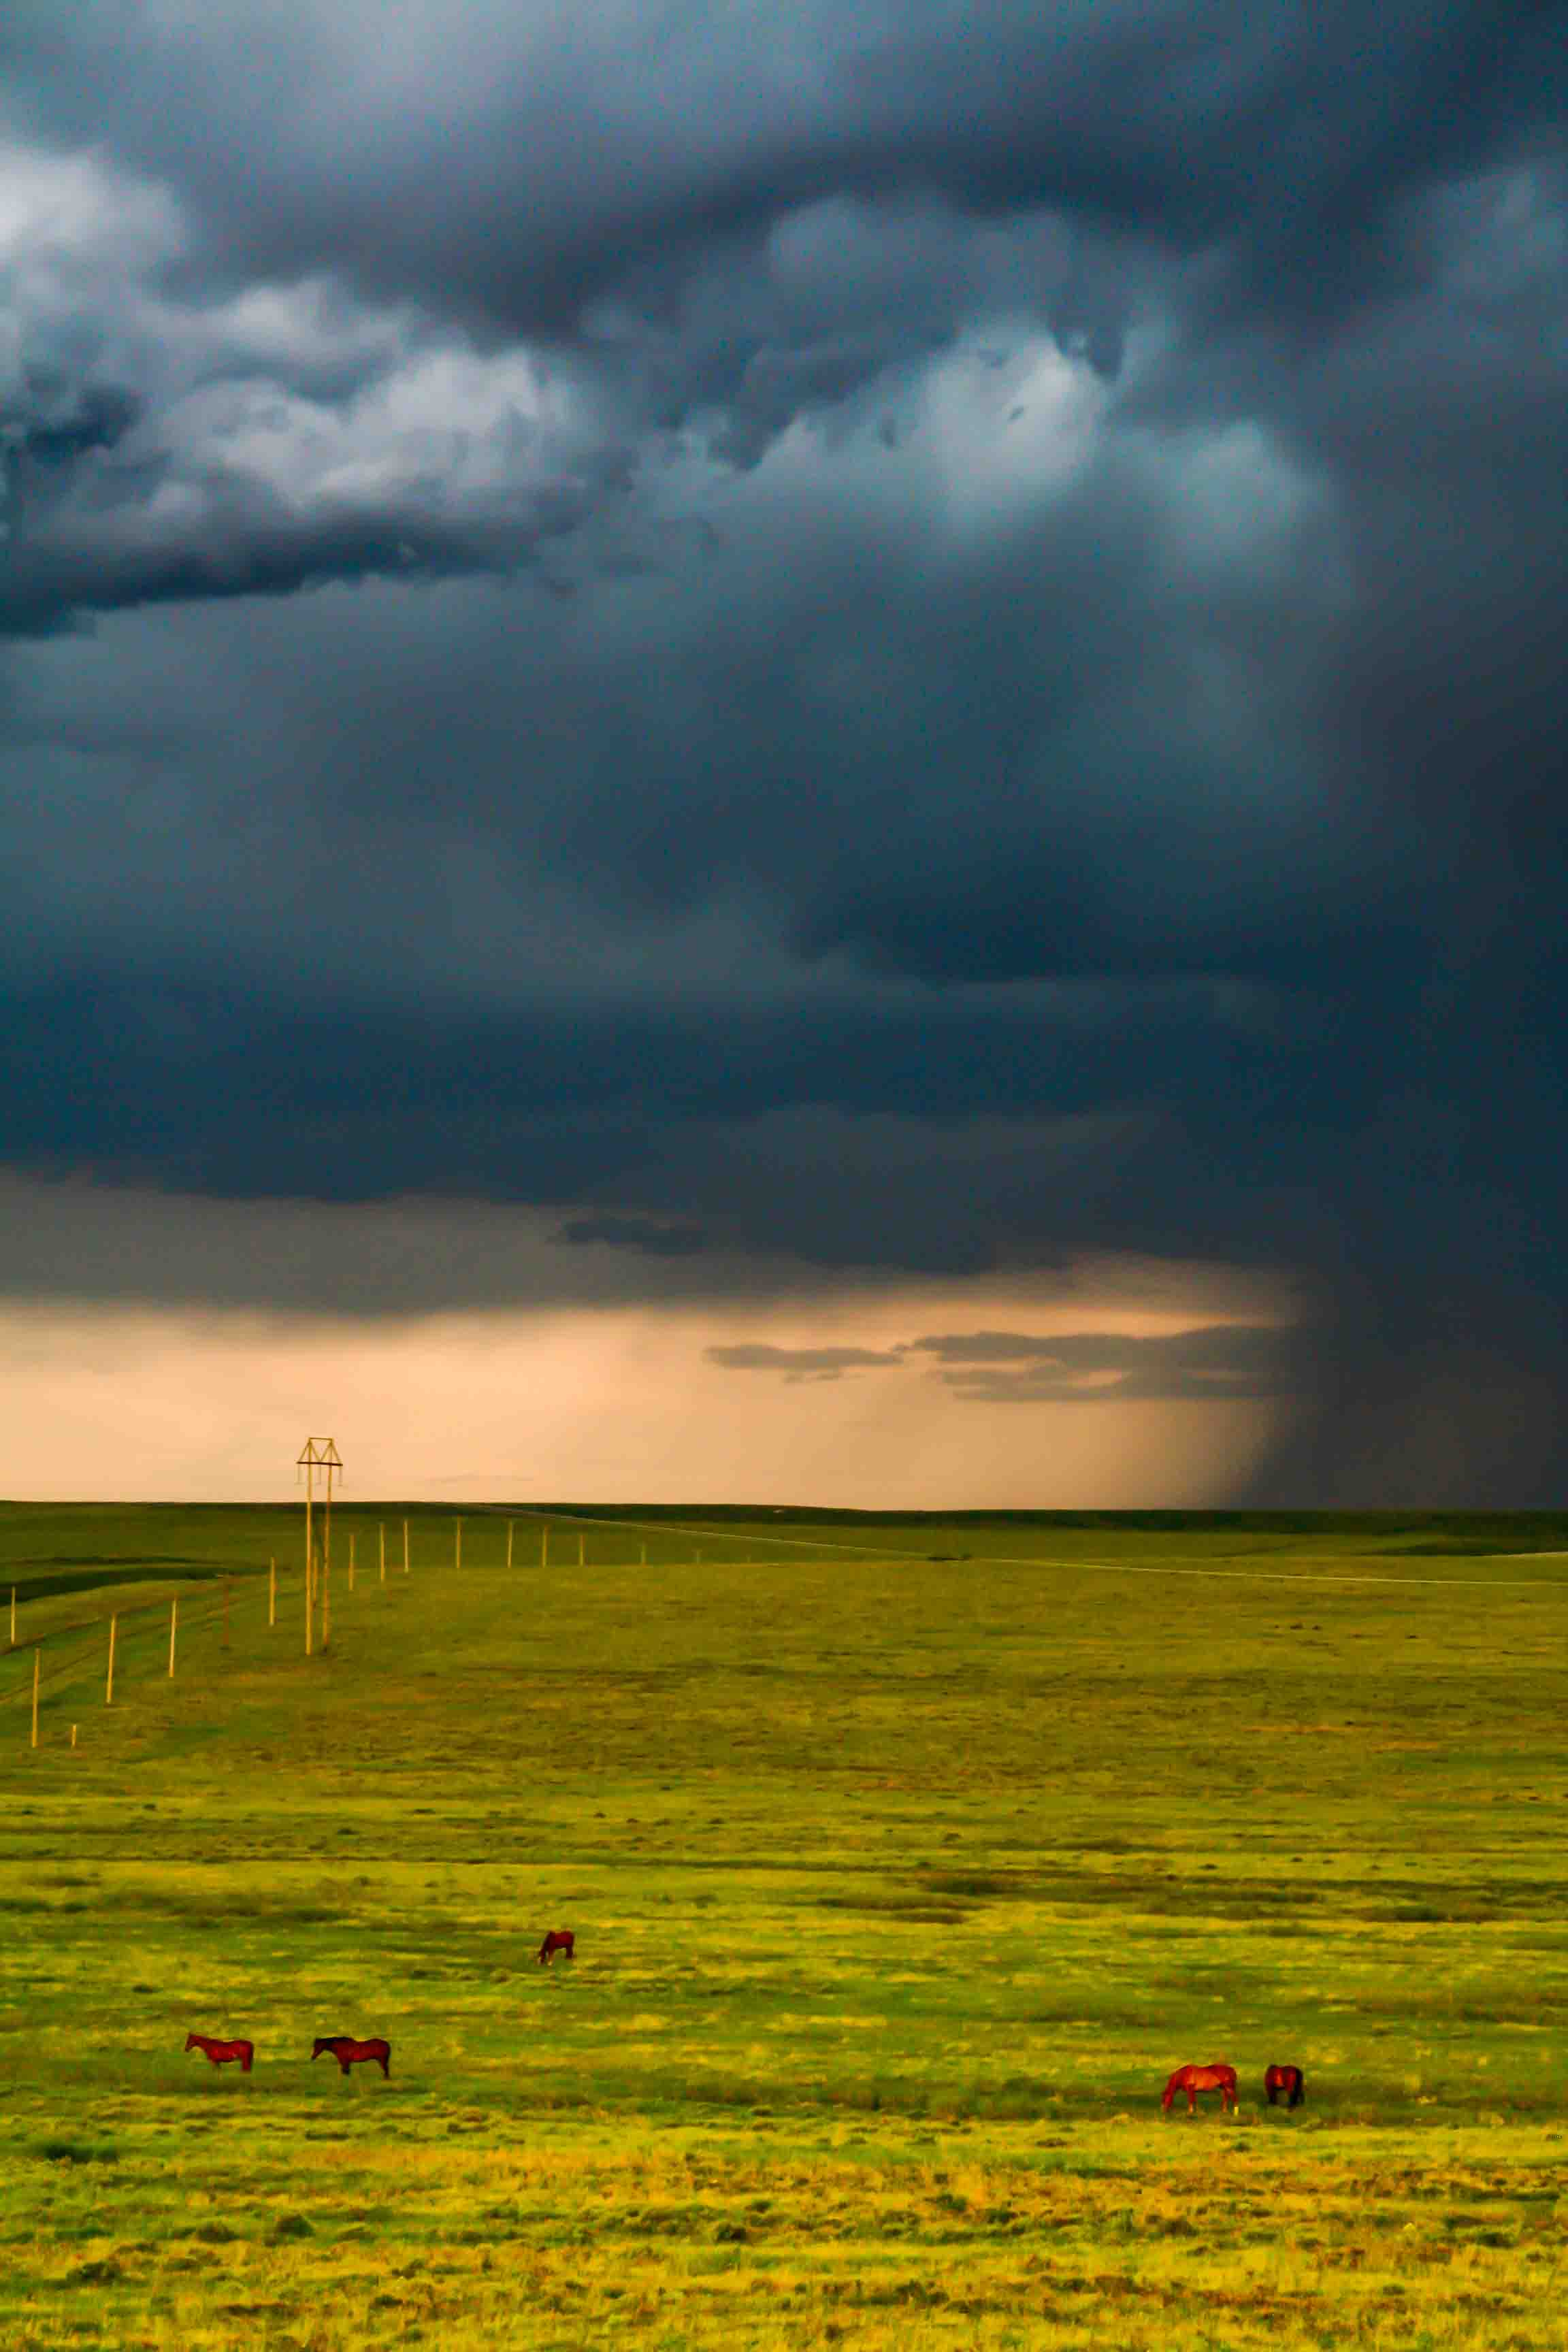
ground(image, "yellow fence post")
xmin=31 ymin=1648 xmax=39 ymax=1748
xmin=168 ymin=1598 xmax=178 ymax=1678
xmin=105 ymin=1615 xmax=117 ymax=1706
xmin=269 ymin=1558 xmax=276 ymax=1627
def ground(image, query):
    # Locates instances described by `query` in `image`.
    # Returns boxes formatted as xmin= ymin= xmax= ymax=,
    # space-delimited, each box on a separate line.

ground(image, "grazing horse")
xmin=538 ymin=1929 xmax=576 ymax=1967
xmin=312 ymin=2035 xmax=391 ymax=2077
xmin=185 ymin=2031 xmax=254 ymax=2074
xmin=1264 ymin=2063 xmax=1306 ymax=2108
xmin=1162 ymin=2062 xmax=1238 ymax=2114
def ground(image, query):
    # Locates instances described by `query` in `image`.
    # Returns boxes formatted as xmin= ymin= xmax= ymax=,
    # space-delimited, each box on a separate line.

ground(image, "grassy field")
xmin=2 ymin=1502 xmax=1567 ymax=2349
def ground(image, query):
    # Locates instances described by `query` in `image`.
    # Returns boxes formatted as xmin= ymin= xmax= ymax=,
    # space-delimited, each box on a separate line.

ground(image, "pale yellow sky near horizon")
xmin=0 ymin=1276 xmax=1293 ymax=1507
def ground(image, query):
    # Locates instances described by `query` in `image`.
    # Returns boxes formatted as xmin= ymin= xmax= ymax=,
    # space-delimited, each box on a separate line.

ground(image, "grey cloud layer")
xmin=1 ymin=3 xmax=1566 ymax=1501
xmin=907 ymin=1323 xmax=1294 ymax=1401
xmin=705 ymin=1324 xmax=1293 ymax=1397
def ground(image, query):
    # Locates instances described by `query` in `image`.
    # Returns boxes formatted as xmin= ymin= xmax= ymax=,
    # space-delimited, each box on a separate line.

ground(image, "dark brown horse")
xmin=185 ymin=2031 xmax=253 ymax=2073
xmin=312 ymin=2035 xmax=391 ymax=2076
xmin=1162 ymin=2062 xmax=1238 ymax=2114
xmin=538 ymin=1929 xmax=575 ymax=1966
xmin=1264 ymin=2063 xmax=1305 ymax=2108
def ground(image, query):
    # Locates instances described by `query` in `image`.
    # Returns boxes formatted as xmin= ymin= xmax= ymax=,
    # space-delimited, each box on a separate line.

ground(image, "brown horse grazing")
xmin=185 ymin=2031 xmax=254 ymax=2073
xmin=538 ymin=1930 xmax=575 ymax=1966
xmin=1264 ymin=2063 xmax=1305 ymax=2108
xmin=1162 ymin=2062 xmax=1238 ymax=2114
xmin=312 ymin=2035 xmax=391 ymax=2077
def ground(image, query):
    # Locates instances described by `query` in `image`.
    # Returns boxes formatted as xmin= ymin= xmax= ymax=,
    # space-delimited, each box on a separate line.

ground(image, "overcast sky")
xmin=1 ymin=3 xmax=1564 ymax=1503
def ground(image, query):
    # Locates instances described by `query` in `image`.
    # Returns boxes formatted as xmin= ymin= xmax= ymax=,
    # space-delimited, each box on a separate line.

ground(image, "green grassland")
xmin=1 ymin=1502 xmax=1567 ymax=2349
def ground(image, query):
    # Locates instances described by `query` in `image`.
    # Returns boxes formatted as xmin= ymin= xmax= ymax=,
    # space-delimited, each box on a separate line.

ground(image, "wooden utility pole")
xmin=31 ymin=1648 xmax=39 ymax=1748
xmin=9 ymin=1586 xmax=15 ymax=1646
xmin=506 ymin=1520 xmax=514 ymax=1569
xmin=403 ymin=1519 xmax=410 ymax=1575
xmin=105 ymin=1615 xmax=117 ymax=1706
xmin=324 ymin=1469 xmax=336 ymax=1618
xmin=297 ymin=1437 xmax=343 ymax=1656
xmin=269 ymin=1558 xmax=276 ymax=1627
xmin=168 ymin=1599 xmax=178 ymax=1678
xmin=323 ymin=1553 xmax=331 ymax=1652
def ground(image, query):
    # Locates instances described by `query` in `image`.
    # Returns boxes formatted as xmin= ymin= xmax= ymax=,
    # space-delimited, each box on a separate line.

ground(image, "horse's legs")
xmin=379 ymin=2054 xmax=389 ymax=2076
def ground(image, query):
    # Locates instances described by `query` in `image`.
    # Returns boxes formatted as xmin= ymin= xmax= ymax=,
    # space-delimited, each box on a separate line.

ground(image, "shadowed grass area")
xmin=1 ymin=1503 xmax=1566 ymax=2347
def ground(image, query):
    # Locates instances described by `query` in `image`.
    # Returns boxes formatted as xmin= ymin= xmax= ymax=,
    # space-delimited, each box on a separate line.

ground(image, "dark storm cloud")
xmin=1 ymin=4 xmax=1567 ymax=1500
xmin=907 ymin=1323 xmax=1295 ymax=1401
xmin=5 ymin=1 xmax=1559 ymax=343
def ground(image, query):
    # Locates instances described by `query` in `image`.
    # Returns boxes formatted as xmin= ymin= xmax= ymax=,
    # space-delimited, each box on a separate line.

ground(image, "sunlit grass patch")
xmin=2 ymin=1505 xmax=1567 ymax=2342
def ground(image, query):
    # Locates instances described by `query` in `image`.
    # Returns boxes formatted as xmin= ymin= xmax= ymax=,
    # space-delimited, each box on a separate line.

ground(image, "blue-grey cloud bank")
xmin=1 ymin=2 xmax=1565 ymax=1500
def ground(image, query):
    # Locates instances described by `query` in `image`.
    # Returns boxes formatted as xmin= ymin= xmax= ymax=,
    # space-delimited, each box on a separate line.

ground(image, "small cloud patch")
xmin=705 ymin=1343 xmax=904 ymax=1384
xmin=559 ymin=1214 xmax=707 ymax=1256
